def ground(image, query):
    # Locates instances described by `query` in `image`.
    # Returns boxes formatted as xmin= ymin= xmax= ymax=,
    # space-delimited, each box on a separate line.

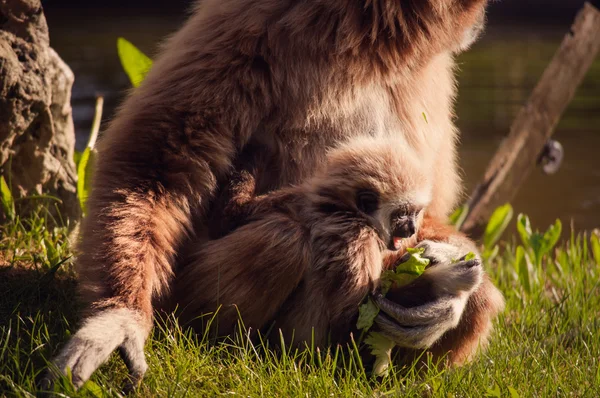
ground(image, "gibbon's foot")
xmin=39 ymin=308 xmax=149 ymax=392
xmin=372 ymin=241 xmax=483 ymax=349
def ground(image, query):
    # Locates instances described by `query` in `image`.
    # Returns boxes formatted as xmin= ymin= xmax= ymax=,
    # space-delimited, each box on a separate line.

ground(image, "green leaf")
xmin=515 ymin=245 xmax=531 ymax=293
xmin=381 ymin=248 xmax=429 ymax=289
xmin=540 ymin=219 xmax=562 ymax=257
xmin=484 ymin=203 xmax=513 ymax=248
xmin=117 ymin=37 xmax=153 ymax=88
xmin=364 ymin=331 xmax=395 ymax=377
xmin=516 ymin=213 xmax=532 ymax=249
xmin=422 ymin=112 xmax=428 ymax=124
xmin=508 ymin=386 xmax=521 ymax=398
xmin=73 ymin=150 xmax=82 ymax=166
xmin=356 ymin=298 xmax=379 ymax=331
xmin=77 ymin=147 xmax=96 ymax=216
xmin=591 ymin=233 xmax=600 ymax=266
xmin=485 ymin=383 xmax=502 ymax=398
xmin=395 ymin=247 xmax=430 ymax=275
xmin=464 ymin=252 xmax=476 ymax=261
xmin=81 ymin=380 xmax=103 ymax=398
xmin=0 ymin=175 xmax=15 ymax=221
xmin=449 ymin=204 xmax=469 ymax=230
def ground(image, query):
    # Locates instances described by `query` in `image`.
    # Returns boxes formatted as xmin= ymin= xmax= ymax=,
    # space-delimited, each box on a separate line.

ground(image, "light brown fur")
xmin=45 ymin=0 xmax=502 ymax=390
xmin=176 ymin=136 xmax=432 ymax=345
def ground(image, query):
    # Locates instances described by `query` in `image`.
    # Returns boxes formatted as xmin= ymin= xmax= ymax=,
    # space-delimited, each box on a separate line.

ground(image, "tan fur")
xmin=176 ymin=136 xmax=431 ymax=346
xmin=45 ymin=0 xmax=499 ymax=389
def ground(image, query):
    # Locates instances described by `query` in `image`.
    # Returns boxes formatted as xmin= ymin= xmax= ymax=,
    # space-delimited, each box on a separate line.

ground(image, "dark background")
xmin=40 ymin=0 xmax=600 ymax=23
xmin=36 ymin=0 xmax=600 ymax=232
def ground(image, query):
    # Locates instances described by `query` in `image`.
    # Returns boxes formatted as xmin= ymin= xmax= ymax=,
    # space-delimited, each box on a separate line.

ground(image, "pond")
xmin=44 ymin=8 xmax=600 ymax=233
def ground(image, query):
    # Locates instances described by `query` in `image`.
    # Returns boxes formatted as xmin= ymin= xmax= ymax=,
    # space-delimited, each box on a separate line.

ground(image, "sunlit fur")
xmin=175 ymin=136 xmax=432 ymax=345
xmin=46 ymin=0 xmax=501 ymax=389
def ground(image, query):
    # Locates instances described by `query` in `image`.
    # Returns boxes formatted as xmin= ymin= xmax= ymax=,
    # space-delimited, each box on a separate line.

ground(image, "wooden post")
xmin=460 ymin=2 xmax=600 ymax=237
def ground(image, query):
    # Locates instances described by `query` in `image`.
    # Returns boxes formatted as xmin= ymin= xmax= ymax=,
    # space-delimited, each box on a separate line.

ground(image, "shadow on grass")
xmin=0 ymin=264 xmax=80 ymax=393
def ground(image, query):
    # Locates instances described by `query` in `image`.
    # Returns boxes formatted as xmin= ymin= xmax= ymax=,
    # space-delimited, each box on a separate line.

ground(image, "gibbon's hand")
xmin=372 ymin=240 xmax=483 ymax=349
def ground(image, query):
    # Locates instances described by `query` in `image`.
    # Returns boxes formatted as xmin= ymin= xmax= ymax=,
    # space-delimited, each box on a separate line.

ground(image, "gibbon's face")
xmin=355 ymin=186 xmax=429 ymax=251
xmin=314 ymin=138 xmax=432 ymax=251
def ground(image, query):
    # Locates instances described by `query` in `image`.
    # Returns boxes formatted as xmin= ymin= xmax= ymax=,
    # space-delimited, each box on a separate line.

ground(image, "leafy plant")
xmin=117 ymin=37 xmax=153 ymax=87
xmin=0 ymin=175 xmax=15 ymax=221
xmin=484 ymin=203 xmax=514 ymax=249
xmin=513 ymin=214 xmax=562 ymax=293
xmin=74 ymin=38 xmax=151 ymax=215
xmin=479 ymin=203 xmax=514 ymax=262
xmin=356 ymin=247 xmax=430 ymax=376
xmin=591 ymin=231 xmax=600 ymax=265
xmin=77 ymin=97 xmax=104 ymax=216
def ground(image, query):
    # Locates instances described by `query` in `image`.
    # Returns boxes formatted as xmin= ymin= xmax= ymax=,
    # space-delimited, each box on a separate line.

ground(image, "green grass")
xmin=1 ymin=209 xmax=599 ymax=397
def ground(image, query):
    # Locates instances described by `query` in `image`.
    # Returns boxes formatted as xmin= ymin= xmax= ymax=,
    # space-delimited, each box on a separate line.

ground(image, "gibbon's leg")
xmin=374 ymin=217 xmax=504 ymax=363
xmin=41 ymin=106 xmax=239 ymax=390
xmin=175 ymin=213 xmax=310 ymax=338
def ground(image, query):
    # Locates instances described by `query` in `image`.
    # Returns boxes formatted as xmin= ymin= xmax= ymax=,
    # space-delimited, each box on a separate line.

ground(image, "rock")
xmin=0 ymin=0 xmax=80 ymax=224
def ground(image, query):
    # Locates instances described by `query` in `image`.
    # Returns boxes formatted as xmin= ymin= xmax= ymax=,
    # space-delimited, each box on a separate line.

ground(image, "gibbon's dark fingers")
xmin=374 ymin=307 xmax=463 ymax=349
xmin=413 ymin=240 xmax=481 ymax=266
xmin=421 ymin=258 xmax=483 ymax=296
xmin=118 ymin=336 xmax=149 ymax=394
xmin=371 ymin=256 xmax=483 ymax=349
xmin=372 ymin=293 xmax=457 ymax=327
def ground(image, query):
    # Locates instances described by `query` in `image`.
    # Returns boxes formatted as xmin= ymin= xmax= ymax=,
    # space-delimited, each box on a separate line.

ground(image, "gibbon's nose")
xmin=388 ymin=212 xmax=416 ymax=250
xmin=392 ymin=216 xmax=415 ymax=238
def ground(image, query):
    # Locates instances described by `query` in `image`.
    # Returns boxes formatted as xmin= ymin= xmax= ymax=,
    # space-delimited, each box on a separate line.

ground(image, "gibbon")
xmin=179 ymin=136 xmax=498 ymax=362
xmin=45 ymin=0 xmax=503 ymax=390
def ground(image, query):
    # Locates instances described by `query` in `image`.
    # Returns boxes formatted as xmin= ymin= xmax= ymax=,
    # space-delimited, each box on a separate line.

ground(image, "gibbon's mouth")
xmin=388 ymin=216 xmax=417 ymax=251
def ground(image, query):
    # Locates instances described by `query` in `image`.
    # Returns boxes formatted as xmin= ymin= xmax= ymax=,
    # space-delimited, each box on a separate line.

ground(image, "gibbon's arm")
xmin=374 ymin=217 xmax=504 ymax=364
xmin=175 ymin=213 xmax=311 ymax=337
xmin=273 ymin=217 xmax=385 ymax=346
xmin=44 ymin=54 xmax=265 ymax=392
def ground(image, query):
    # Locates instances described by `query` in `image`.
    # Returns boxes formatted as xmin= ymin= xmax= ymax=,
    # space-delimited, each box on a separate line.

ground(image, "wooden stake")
xmin=460 ymin=2 xmax=600 ymax=237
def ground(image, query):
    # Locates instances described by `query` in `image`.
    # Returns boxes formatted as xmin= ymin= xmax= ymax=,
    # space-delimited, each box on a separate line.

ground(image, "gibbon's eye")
xmin=356 ymin=190 xmax=379 ymax=214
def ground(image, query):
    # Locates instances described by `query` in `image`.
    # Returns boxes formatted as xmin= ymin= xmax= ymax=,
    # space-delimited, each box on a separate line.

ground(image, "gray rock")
xmin=0 ymin=0 xmax=80 ymax=224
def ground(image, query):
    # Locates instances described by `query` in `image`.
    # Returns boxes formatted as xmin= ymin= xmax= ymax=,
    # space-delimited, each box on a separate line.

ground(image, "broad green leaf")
xmin=0 ymin=175 xmax=15 ymax=221
xmin=395 ymin=247 xmax=429 ymax=275
xmin=81 ymin=380 xmax=103 ymax=398
xmin=484 ymin=203 xmax=513 ymax=248
xmin=541 ymin=219 xmax=562 ymax=256
xmin=449 ymin=204 xmax=469 ymax=230
xmin=485 ymin=384 xmax=502 ymax=398
xmin=356 ymin=298 xmax=379 ymax=331
xmin=364 ymin=331 xmax=395 ymax=377
xmin=508 ymin=387 xmax=521 ymax=398
xmin=77 ymin=147 xmax=96 ymax=216
xmin=529 ymin=234 xmax=544 ymax=265
xmin=117 ymin=37 xmax=153 ymax=88
xmin=357 ymin=248 xmax=429 ymax=338
xmin=591 ymin=233 xmax=600 ymax=266
xmin=516 ymin=213 xmax=532 ymax=248
xmin=381 ymin=247 xmax=429 ymax=288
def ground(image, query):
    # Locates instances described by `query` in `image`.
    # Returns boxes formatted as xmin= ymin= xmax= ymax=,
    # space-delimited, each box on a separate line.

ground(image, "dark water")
xmin=44 ymin=9 xmax=600 ymax=232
